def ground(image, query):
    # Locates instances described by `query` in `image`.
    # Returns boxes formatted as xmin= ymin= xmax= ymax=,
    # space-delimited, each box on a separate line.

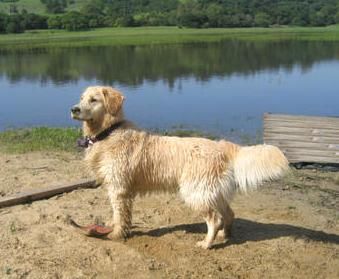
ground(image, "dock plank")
xmin=264 ymin=113 xmax=339 ymax=164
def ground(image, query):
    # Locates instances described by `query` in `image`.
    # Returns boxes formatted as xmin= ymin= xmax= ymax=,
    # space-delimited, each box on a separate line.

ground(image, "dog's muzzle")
xmin=71 ymin=105 xmax=81 ymax=114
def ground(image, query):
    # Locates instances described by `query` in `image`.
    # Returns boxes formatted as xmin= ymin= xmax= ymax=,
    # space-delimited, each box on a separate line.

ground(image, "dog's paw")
xmin=217 ymin=230 xmax=226 ymax=240
xmin=217 ymin=227 xmax=232 ymax=240
xmin=196 ymin=240 xmax=212 ymax=249
xmin=108 ymin=226 xmax=129 ymax=240
xmin=217 ymin=229 xmax=231 ymax=240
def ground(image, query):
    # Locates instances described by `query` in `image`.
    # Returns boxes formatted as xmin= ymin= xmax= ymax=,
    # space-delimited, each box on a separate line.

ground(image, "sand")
xmin=0 ymin=151 xmax=338 ymax=279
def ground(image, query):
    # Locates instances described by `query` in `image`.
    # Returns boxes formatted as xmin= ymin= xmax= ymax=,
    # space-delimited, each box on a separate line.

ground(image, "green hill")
xmin=0 ymin=0 xmax=85 ymax=15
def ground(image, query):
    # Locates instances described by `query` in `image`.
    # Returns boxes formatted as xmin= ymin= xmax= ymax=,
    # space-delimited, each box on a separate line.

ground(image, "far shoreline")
xmin=0 ymin=26 xmax=338 ymax=51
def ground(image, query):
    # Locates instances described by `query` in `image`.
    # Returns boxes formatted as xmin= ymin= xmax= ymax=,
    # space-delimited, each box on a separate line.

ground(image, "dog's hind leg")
xmin=196 ymin=210 xmax=220 ymax=249
xmin=216 ymin=203 xmax=234 ymax=241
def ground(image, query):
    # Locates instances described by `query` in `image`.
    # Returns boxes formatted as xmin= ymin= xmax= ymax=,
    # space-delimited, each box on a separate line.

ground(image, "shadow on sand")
xmin=132 ymin=218 xmax=339 ymax=249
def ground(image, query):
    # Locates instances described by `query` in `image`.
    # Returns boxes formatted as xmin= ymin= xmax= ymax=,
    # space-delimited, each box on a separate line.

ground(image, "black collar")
xmin=77 ymin=121 xmax=125 ymax=148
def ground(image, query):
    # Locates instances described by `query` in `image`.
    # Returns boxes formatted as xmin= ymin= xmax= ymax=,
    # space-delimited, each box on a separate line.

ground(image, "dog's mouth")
xmin=71 ymin=113 xmax=91 ymax=121
xmin=71 ymin=115 xmax=81 ymax=121
xmin=71 ymin=106 xmax=85 ymax=121
xmin=71 ymin=111 xmax=93 ymax=122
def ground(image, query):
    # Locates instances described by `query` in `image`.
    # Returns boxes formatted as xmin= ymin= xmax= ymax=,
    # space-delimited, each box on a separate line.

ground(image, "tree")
xmin=80 ymin=0 xmax=106 ymax=27
xmin=206 ymin=3 xmax=224 ymax=27
xmin=254 ymin=12 xmax=271 ymax=27
xmin=291 ymin=16 xmax=308 ymax=26
xmin=9 ymin=4 xmax=18 ymax=14
xmin=22 ymin=13 xmax=48 ymax=29
xmin=309 ymin=11 xmax=327 ymax=26
xmin=41 ymin=0 xmax=67 ymax=14
xmin=47 ymin=16 xmax=62 ymax=29
xmin=177 ymin=0 xmax=207 ymax=28
xmin=0 ymin=13 xmax=8 ymax=33
xmin=114 ymin=15 xmax=135 ymax=27
xmin=7 ymin=0 xmax=339 ymax=30
xmin=61 ymin=11 xmax=89 ymax=31
xmin=6 ymin=14 xmax=25 ymax=33
xmin=336 ymin=11 xmax=339 ymax=23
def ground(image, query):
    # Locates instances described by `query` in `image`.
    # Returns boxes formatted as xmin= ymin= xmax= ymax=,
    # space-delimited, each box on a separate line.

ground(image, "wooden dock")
xmin=263 ymin=113 xmax=339 ymax=164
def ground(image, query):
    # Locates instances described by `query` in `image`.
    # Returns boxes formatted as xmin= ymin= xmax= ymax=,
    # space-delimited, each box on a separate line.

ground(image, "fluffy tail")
xmin=233 ymin=144 xmax=289 ymax=193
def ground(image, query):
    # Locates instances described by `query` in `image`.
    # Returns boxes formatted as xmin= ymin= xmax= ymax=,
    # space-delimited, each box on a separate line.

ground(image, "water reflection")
xmin=1 ymin=41 xmax=338 ymax=86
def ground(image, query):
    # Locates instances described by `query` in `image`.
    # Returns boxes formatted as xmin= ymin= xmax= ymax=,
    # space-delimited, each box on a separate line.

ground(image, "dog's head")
xmin=71 ymin=86 xmax=125 ymax=122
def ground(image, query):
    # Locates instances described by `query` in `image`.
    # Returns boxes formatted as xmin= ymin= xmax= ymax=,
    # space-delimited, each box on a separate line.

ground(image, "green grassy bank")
xmin=0 ymin=127 xmax=82 ymax=153
xmin=0 ymin=26 xmax=339 ymax=51
xmin=0 ymin=127 xmax=263 ymax=153
xmin=0 ymin=127 xmax=221 ymax=153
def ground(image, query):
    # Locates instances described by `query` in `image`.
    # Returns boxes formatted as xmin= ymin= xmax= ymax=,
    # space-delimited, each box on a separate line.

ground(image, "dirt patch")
xmin=0 ymin=152 xmax=89 ymax=196
xmin=0 ymin=151 xmax=338 ymax=279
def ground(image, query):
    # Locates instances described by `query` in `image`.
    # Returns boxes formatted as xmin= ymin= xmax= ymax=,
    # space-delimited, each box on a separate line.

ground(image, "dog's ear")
xmin=102 ymin=87 xmax=125 ymax=115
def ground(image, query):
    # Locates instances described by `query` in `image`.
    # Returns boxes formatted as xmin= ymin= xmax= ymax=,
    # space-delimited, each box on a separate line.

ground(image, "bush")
xmin=0 ymin=13 xmax=8 ymax=33
xmin=6 ymin=15 xmax=24 ymax=33
xmin=336 ymin=11 xmax=339 ymax=23
xmin=114 ymin=16 xmax=135 ymax=27
xmin=23 ymin=13 xmax=48 ymax=29
xmin=41 ymin=0 xmax=67 ymax=14
xmin=61 ymin=11 xmax=89 ymax=31
xmin=47 ymin=16 xmax=62 ymax=29
xmin=254 ymin=12 xmax=271 ymax=27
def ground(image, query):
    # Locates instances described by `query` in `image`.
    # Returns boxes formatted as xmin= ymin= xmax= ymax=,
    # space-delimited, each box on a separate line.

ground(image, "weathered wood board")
xmin=0 ymin=179 xmax=97 ymax=208
xmin=263 ymin=113 xmax=339 ymax=164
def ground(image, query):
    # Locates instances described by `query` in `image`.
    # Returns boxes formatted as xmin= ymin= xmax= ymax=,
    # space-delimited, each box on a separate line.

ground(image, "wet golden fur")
xmin=71 ymin=86 xmax=289 ymax=249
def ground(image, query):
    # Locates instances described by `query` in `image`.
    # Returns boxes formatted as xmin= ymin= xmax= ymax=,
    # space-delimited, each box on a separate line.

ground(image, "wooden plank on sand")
xmin=264 ymin=113 xmax=339 ymax=164
xmin=0 ymin=179 xmax=98 ymax=208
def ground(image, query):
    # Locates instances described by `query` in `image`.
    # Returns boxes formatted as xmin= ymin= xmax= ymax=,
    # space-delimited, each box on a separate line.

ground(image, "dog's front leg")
xmin=196 ymin=210 xmax=220 ymax=249
xmin=107 ymin=190 xmax=133 ymax=240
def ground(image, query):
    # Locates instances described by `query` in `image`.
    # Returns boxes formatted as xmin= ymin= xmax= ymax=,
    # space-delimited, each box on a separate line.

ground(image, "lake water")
xmin=1 ymin=40 xmax=339 ymax=142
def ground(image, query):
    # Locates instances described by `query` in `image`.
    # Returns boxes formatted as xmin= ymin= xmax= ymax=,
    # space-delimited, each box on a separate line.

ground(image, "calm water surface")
xmin=1 ymin=40 xmax=339 ymax=141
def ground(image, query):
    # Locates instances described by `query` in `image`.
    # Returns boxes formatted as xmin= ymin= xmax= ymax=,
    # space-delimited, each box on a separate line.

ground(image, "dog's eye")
xmin=90 ymin=98 xmax=97 ymax=103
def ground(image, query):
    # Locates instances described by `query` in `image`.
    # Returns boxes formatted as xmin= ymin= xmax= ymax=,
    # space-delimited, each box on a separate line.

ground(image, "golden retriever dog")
xmin=71 ymin=86 xmax=288 ymax=249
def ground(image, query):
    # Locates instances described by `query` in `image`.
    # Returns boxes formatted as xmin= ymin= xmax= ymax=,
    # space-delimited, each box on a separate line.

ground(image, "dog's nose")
xmin=71 ymin=106 xmax=81 ymax=114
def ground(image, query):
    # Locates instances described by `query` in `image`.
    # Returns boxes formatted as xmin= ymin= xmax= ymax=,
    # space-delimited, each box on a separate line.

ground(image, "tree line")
xmin=1 ymin=0 xmax=339 ymax=33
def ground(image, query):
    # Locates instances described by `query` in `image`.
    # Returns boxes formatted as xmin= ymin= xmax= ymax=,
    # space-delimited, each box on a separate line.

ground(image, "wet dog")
xmin=71 ymin=86 xmax=288 ymax=249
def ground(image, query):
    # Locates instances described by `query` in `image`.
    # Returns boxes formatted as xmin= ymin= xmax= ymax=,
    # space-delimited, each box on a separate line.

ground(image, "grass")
xmin=0 ymin=127 xmax=224 ymax=153
xmin=0 ymin=127 xmax=82 ymax=153
xmin=0 ymin=25 xmax=339 ymax=51
xmin=0 ymin=126 xmax=265 ymax=154
xmin=5 ymin=267 xmax=12 ymax=275
xmin=9 ymin=222 xmax=16 ymax=233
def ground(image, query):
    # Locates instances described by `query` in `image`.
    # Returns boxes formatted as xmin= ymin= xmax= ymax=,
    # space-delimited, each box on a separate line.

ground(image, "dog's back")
xmin=132 ymin=134 xmax=239 ymax=194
